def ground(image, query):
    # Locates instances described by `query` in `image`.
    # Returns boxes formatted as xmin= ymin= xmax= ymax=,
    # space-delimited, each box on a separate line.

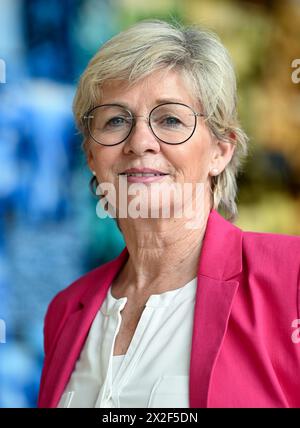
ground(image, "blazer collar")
xmin=197 ymin=208 xmax=243 ymax=280
xmin=79 ymin=246 xmax=129 ymax=308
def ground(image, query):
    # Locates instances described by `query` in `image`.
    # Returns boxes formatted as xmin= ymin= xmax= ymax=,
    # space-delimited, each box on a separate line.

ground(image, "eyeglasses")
xmin=83 ymin=102 xmax=205 ymax=146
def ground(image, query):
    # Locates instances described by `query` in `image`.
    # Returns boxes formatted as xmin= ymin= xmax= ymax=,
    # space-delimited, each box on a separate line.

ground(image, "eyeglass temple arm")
xmin=81 ymin=112 xmax=206 ymax=126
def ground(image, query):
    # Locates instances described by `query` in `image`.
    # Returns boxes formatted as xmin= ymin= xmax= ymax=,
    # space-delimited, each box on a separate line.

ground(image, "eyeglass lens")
xmin=87 ymin=103 xmax=197 ymax=145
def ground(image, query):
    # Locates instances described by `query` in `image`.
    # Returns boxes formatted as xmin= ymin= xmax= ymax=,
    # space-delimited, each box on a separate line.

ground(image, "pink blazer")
xmin=38 ymin=209 xmax=300 ymax=408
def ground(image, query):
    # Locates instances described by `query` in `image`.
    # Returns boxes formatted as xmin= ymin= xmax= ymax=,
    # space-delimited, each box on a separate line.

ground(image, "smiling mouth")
xmin=119 ymin=173 xmax=168 ymax=177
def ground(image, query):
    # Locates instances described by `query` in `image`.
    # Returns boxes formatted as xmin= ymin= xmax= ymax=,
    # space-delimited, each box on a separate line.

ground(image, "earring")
xmin=92 ymin=170 xmax=96 ymax=175
xmin=210 ymin=168 xmax=219 ymax=176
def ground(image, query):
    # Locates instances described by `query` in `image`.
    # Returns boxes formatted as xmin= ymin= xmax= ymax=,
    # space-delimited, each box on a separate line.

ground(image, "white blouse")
xmin=57 ymin=276 xmax=197 ymax=408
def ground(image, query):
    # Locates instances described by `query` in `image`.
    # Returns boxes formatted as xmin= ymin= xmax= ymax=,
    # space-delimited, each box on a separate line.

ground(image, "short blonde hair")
xmin=73 ymin=19 xmax=249 ymax=222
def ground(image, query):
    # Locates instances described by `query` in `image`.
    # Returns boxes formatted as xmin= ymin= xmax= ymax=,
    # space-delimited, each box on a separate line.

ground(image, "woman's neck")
xmin=116 ymin=208 xmax=210 ymax=293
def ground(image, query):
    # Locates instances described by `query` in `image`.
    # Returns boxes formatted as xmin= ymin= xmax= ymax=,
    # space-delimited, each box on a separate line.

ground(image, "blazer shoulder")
xmin=243 ymin=229 xmax=300 ymax=250
xmin=242 ymin=229 xmax=300 ymax=272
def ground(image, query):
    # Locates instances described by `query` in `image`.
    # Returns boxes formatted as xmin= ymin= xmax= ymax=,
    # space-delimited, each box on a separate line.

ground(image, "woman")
xmin=38 ymin=19 xmax=300 ymax=408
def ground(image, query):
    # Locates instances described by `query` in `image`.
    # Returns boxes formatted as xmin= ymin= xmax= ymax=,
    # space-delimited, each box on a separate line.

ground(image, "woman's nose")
xmin=122 ymin=119 xmax=161 ymax=156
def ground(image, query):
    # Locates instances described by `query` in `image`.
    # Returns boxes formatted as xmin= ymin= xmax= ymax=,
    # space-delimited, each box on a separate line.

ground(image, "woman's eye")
xmin=161 ymin=116 xmax=182 ymax=127
xmin=107 ymin=117 xmax=126 ymax=126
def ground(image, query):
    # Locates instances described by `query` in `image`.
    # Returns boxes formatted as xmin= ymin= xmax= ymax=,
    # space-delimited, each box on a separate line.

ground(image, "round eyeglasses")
xmin=83 ymin=102 xmax=205 ymax=146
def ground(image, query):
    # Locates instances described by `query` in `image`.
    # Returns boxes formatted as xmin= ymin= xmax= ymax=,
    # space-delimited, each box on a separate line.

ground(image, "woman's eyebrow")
xmin=101 ymin=98 xmax=186 ymax=109
xmin=154 ymin=97 xmax=185 ymax=104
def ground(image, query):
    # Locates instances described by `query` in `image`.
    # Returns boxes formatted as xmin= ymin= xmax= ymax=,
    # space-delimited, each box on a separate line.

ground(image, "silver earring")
xmin=210 ymin=168 xmax=219 ymax=176
xmin=92 ymin=170 xmax=96 ymax=175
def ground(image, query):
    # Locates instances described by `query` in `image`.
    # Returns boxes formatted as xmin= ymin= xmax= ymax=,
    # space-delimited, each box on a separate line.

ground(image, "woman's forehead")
xmin=99 ymin=69 xmax=200 ymax=110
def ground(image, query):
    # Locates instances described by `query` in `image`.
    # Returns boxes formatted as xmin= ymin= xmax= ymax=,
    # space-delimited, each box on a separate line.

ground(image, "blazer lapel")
xmin=189 ymin=209 xmax=243 ymax=408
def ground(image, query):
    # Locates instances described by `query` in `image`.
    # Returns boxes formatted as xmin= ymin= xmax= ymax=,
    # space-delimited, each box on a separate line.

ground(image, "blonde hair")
xmin=73 ymin=19 xmax=249 ymax=222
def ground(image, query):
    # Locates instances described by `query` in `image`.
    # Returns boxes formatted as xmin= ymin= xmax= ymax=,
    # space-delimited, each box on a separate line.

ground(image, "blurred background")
xmin=0 ymin=0 xmax=299 ymax=408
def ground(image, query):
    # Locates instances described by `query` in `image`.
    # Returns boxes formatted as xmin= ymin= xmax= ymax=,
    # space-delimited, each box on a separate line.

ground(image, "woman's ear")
xmin=87 ymin=146 xmax=96 ymax=175
xmin=210 ymin=139 xmax=236 ymax=174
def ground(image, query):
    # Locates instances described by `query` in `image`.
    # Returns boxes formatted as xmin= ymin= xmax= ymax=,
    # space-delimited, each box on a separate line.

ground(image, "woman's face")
xmin=87 ymin=69 xmax=234 ymax=221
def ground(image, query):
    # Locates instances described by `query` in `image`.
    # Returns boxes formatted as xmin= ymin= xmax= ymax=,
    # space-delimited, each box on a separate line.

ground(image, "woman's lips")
xmin=118 ymin=168 xmax=170 ymax=183
xmin=120 ymin=173 xmax=169 ymax=183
